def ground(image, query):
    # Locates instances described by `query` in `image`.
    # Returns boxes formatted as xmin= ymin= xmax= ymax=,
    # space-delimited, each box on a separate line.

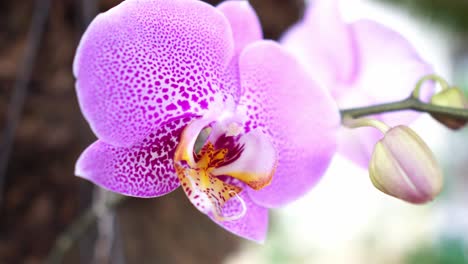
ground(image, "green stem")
xmin=342 ymin=117 xmax=391 ymax=133
xmin=340 ymin=97 xmax=468 ymax=120
xmin=412 ymin=74 xmax=450 ymax=99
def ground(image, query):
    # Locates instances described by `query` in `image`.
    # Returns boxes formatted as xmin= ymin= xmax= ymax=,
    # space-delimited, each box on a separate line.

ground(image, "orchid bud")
xmin=430 ymin=87 xmax=468 ymax=130
xmin=369 ymin=125 xmax=443 ymax=204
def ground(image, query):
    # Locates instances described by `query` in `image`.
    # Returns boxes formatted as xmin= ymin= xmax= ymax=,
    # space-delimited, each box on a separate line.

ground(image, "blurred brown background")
xmin=0 ymin=0 xmax=304 ymax=263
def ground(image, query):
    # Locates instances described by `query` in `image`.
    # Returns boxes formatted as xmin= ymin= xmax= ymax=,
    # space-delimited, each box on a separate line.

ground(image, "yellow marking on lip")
xmin=174 ymin=119 xmax=277 ymax=221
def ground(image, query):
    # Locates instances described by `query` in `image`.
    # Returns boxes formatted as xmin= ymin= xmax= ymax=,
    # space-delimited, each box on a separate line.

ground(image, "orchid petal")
xmin=337 ymin=20 xmax=433 ymax=167
xmin=217 ymin=1 xmax=262 ymax=55
xmin=336 ymin=90 xmax=381 ymax=167
xmin=217 ymin=0 xmax=262 ymax=102
xmin=75 ymin=114 xmax=197 ymax=197
xmin=280 ymin=0 xmax=357 ymax=94
xmin=344 ymin=19 xmax=433 ymax=115
xmin=337 ymin=126 xmax=383 ymax=167
xmin=74 ymin=0 xmax=235 ymax=147
xmin=238 ymin=41 xmax=340 ymax=208
xmin=283 ymin=0 xmax=433 ymax=168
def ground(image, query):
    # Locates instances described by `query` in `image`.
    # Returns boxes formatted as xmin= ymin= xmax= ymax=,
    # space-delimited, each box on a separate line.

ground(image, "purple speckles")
xmin=166 ymin=103 xmax=177 ymax=111
xmin=200 ymin=99 xmax=208 ymax=109
xmin=177 ymin=100 xmax=191 ymax=111
xmin=76 ymin=114 xmax=198 ymax=197
xmin=74 ymin=0 xmax=237 ymax=147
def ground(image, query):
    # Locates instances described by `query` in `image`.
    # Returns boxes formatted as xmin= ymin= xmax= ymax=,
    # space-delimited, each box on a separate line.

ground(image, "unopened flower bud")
xmin=369 ymin=125 xmax=443 ymax=204
xmin=430 ymin=87 xmax=468 ymax=130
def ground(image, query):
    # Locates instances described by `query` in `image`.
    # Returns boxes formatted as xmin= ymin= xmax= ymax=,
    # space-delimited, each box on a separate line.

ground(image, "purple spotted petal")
xmin=217 ymin=0 xmax=262 ymax=102
xmin=238 ymin=41 xmax=340 ymax=208
xmin=280 ymin=0 xmax=357 ymax=96
xmin=74 ymin=0 xmax=235 ymax=147
xmin=75 ymin=114 xmax=197 ymax=197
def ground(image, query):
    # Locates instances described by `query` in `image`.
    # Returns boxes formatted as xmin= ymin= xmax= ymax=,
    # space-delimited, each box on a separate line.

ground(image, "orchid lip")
xmin=212 ymin=191 xmax=247 ymax=222
xmin=174 ymin=114 xmax=277 ymax=221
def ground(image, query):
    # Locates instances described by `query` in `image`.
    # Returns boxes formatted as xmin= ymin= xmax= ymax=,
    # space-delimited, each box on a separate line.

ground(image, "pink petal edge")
xmin=238 ymin=40 xmax=340 ymax=208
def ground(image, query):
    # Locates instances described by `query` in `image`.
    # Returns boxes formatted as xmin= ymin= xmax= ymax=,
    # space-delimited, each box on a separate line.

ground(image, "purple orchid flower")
xmin=281 ymin=0 xmax=433 ymax=167
xmin=74 ymin=0 xmax=339 ymax=242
